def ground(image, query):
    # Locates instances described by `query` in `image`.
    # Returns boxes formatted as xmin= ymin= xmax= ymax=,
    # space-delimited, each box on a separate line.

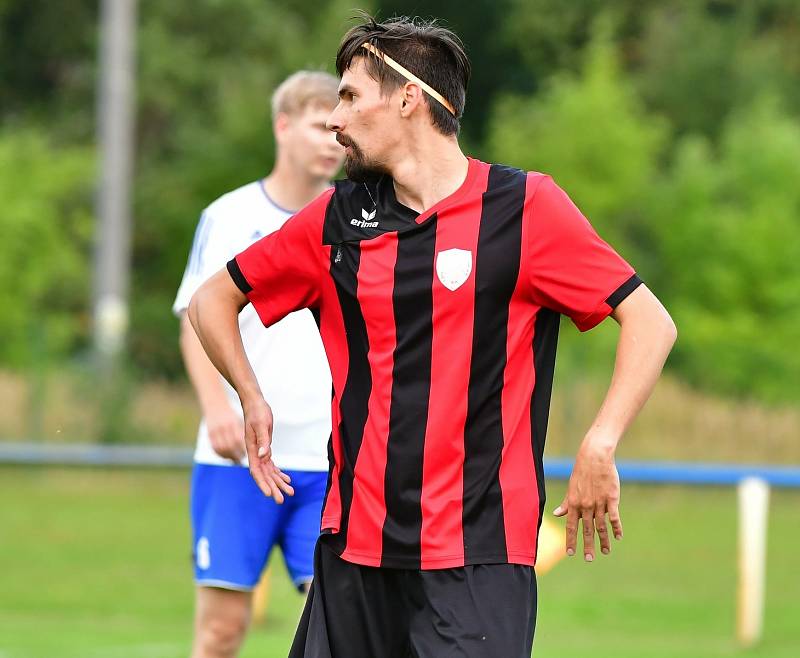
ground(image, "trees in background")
xmin=0 ymin=132 xmax=94 ymax=366
xmin=1 ymin=0 xmax=798 ymax=403
xmin=487 ymin=15 xmax=800 ymax=402
xmin=647 ymin=95 xmax=800 ymax=401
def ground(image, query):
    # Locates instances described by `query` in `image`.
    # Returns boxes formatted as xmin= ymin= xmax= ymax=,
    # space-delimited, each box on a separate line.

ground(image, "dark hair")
xmin=335 ymin=13 xmax=471 ymax=136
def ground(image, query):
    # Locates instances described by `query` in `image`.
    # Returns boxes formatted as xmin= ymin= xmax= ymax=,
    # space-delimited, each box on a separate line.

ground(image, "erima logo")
xmin=350 ymin=208 xmax=378 ymax=229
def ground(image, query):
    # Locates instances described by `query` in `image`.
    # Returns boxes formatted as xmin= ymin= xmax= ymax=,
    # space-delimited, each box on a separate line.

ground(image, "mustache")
xmin=336 ymin=134 xmax=356 ymax=149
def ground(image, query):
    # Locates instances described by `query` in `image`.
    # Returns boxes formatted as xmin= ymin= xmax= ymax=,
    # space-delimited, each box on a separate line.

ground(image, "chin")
xmin=324 ymin=165 xmax=344 ymax=179
xmin=344 ymin=159 xmax=384 ymax=184
xmin=310 ymin=162 xmax=341 ymax=180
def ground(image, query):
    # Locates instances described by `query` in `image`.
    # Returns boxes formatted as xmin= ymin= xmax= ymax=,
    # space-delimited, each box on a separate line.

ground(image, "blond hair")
xmin=271 ymin=70 xmax=339 ymax=119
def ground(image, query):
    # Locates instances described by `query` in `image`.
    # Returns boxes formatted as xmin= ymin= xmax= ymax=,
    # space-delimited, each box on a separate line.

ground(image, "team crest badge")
xmin=435 ymin=248 xmax=473 ymax=291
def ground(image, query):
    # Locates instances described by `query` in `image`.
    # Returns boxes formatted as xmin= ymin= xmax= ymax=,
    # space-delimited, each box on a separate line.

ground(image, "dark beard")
xmin=342 ymin=141 xmax=386 ymax=184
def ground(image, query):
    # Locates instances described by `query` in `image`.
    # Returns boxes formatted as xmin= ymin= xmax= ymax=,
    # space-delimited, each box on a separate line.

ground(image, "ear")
xmin=273 ymin=112 xmax=291 ymax=144
xmin=399 ymin=82 xmax=424 ymax=118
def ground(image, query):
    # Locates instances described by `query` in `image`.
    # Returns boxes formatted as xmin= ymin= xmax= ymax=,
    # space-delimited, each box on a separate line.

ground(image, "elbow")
xmin=187 ymin=288 xmax=202 ymax=335
xmin=661 ymin=309 xmax=678 ymax=350
xmin=667 ymin=317 xmax=678 ymax=349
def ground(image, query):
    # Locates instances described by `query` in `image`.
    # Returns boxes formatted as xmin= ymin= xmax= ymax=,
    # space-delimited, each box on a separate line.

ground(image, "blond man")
xmin=173 ymin=71 xmax=343 ymax=658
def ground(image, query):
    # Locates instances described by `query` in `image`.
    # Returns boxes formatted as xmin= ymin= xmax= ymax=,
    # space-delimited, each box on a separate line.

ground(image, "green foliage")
xmin=487 ymin=20 xmax=668 ymax=376
xmin=2 ymin=0 xmax=800 ymax=404
xmin=635 ymin=1 xmax=800 ymax=139
xmin=0 ymin=130 xmax=94 ymax=366
xmin=376 ymin=0 xmax=531 ymax=143
xmin=488 ymin=18 xmax=668 ymax=253
xmin=501 ymin=0 xmax=800 ymax=139
xmin=646 ymin=95 xmax=800 ymax=401
xmin=489 ymin=20 xmax=800 ymax=403
xmin=0 ymin=0 xmax=97 ymax=139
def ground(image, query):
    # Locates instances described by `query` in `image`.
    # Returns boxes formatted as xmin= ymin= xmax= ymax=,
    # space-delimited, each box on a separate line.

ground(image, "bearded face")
xmin=337 ymin=134 xmax=388 ymax=183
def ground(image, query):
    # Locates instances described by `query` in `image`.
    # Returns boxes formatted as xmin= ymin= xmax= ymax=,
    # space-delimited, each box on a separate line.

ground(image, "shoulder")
xmin=480 ymin=162 xmax=548 ymax=201
xmin=522 ymin=173 xmax=578 ymax=212
xmin=204 ymin=181 xmax=264 ymax=221
xmin=195 ymin=182 xmax=273 ymax=250
xmin=273 ymin=187 xmax=335 ymax=246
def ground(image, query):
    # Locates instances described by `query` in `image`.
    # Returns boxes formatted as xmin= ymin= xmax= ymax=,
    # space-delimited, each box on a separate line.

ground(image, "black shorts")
xmin=289 ymin=540 xmax=537 ymax=658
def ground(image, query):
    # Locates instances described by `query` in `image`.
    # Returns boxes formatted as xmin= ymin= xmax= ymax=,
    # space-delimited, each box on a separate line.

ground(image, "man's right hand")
xmin=206 ymin=403 xmax=246 ymax=462
xmin=242 ymin=396 xmax=295 ymax=504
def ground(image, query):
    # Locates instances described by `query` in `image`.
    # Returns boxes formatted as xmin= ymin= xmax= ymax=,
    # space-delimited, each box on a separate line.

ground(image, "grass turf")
xmin=0 ymin=466 xmax=797 ymax=657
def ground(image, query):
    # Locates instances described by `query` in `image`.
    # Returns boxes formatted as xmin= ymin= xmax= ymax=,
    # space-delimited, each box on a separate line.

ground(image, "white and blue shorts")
xmin=190 ymin=463 xmax=327 ymax=591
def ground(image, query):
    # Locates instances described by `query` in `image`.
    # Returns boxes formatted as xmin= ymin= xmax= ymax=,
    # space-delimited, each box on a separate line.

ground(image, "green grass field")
xmin=0 ymin=466 xmax=798 ymax=658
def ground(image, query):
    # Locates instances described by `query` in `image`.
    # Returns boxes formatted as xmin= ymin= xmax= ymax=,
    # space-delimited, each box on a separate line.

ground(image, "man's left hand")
xmin=553 ymin=436 xmax=623 ymax=561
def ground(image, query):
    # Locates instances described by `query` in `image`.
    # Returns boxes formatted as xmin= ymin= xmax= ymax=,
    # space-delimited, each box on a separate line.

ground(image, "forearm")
xmin=584 ymin=286 xmax=677 ymax=453
xmin=557 ymin=286 xmax=675 ymax=559
xmin=187 ymin=268 xmax=262 ymax=405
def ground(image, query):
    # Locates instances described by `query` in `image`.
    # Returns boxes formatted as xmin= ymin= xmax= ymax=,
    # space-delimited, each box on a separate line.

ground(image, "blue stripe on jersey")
xmin=187 ymin=210 xmax=213 ymax=276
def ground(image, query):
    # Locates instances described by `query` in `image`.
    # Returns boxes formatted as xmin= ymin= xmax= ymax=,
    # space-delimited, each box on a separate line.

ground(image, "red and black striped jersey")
xmin=228 ymin=157 xmax=641 ymax=570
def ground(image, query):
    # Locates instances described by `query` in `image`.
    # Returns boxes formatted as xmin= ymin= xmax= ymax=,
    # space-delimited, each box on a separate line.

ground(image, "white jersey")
xmin=173 ymin=181 xmax=331 ymax=470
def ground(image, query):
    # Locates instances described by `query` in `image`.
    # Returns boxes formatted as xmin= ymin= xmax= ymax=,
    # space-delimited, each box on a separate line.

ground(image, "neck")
xmin=389 ymin=133 xmax=469 ymax=213
xmin=262 ymin=155 xmax=329 ymax=213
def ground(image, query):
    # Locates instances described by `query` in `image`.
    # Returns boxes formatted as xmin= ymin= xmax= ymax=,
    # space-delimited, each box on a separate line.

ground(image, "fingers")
xmin=223 ymin=422 xmax=245 ymax=461
xmin=552 ymin=496 xmax=568 ymax=517
xmin=271 ymin=465 xmax=295 ymax=498
xmin=247 ymin=433 xmax=294 ymax=504
xmin=565 ymin=506 xmax=578 ymax=557
xmin=581 ymin=509 xmax=595 ymax=561
xmin=245 ymin=436 xmax=273 ymax=497
xmin=209 ymin=421 xmax=245 ymax=461
xmin=258 ymin=463 xmax=295 ymax=504
xmin=563 ymin=502 xmax=616 ymax=559
xmin=559 ymin=452 xmax=623 ymax=562
xmin=231 ymin=420 xmax=246 ymax=460
xmin=264 ymin=469 xmax=285 ymax=504
xmin=595 ymin=507 xmax=610 ymax=555
xmin=249 ymin=457 xmax=290 ymax=502
xmin=608 ymin=500 xmax=623 ymax=540
xmin=244 ymin=424 xmax=276 ymax=497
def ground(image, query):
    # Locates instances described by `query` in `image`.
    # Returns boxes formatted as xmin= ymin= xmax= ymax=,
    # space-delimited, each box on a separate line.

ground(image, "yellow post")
xmin=251 ymin=567 xmax=272 ymax=625
xmin=534 ymin=517 xmax=566 ymax=575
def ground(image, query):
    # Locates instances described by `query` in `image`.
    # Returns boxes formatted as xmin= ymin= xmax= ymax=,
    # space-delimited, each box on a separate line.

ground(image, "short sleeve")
xmin=526 ymin=175 xmax=641 ymax=331
xmin=173 ymin=209 xmax=230 ymax=316
xmin=227 ymin=188 xmax=333 ymax=328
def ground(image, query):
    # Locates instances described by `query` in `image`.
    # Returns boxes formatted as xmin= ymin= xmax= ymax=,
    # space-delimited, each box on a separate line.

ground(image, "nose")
xmin=326 ymin=102 xmax=344 ymax=133
xmin=327 ymin=129 xmax=342 ymax=148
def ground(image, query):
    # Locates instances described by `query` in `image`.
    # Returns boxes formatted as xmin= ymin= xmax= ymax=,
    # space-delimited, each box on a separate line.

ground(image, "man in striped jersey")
xmin=188 ymin=15 xmax=677 ymax=658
